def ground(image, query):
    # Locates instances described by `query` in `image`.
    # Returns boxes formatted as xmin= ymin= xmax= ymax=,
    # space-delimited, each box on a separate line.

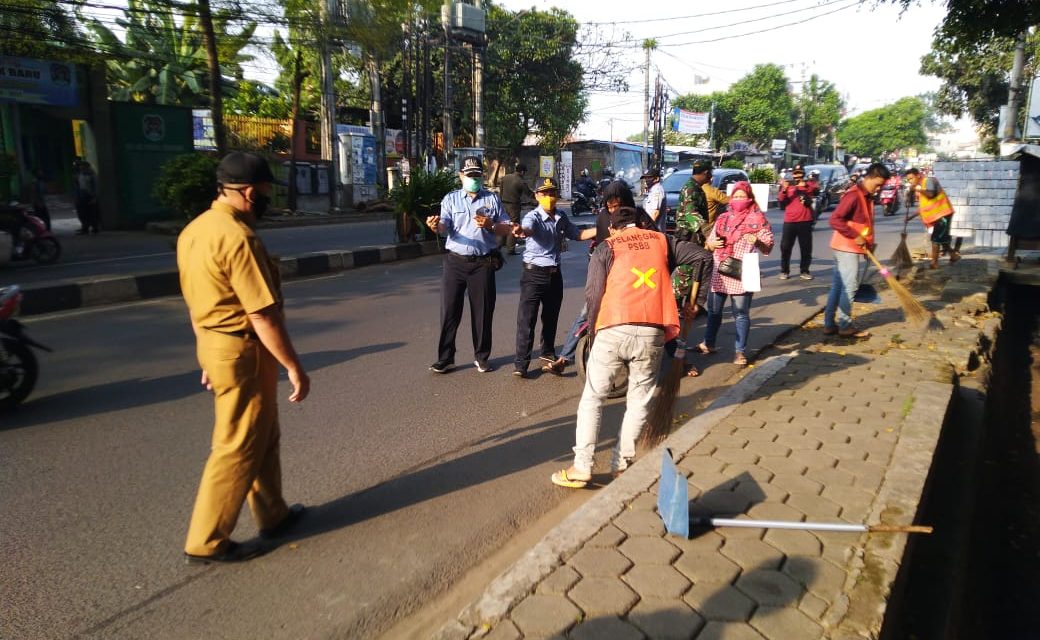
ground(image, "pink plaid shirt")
xmin=707 ymin=206 xmax=774 ymax=295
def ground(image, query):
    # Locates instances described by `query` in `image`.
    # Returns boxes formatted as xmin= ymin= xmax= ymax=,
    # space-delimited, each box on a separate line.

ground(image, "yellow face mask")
xmin=536 ymin=192 xmax=559 ymax=211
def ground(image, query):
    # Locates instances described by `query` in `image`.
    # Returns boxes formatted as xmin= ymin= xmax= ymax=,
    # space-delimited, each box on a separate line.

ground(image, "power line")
xmin=649 ymin=0 xmax=850 ymax=41
xmin=658 ymin=0 xmax=863 ymax=46
xmin=581 ymin=0 xmax=809 ymax=25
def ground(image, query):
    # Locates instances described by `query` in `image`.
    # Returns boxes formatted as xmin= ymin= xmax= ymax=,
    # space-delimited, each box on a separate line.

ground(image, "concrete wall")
xmin=932 ymin=160 xmax=1021 ymax=248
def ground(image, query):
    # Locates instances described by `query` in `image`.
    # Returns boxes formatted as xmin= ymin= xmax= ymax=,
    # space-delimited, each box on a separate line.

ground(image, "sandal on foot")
xmin=823 ymin=327 xmax=838 ymax=335
xmin=838 ymin=327 xmax=870 ymax=339
xmin=733 ymin=352 xmax=748 ymax=366
xmin=551 ymin=469 xmax=590 ymax=489
xmin=684 ymin=366 xmax=700 ymax=377
xmin=694 ymin=342 xmax=716 ymax=354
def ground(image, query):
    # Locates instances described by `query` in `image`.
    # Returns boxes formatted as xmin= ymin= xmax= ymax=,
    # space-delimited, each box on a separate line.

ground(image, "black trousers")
xmin=499 ymin=203 xmax=521 ymax=253
xmin=515 ymin=265 xmax=563 ymax=371
xmin=780 ymin=221 xmax=814 ymax=275
xmin=438 ymin=253 xmax=496 ymax=364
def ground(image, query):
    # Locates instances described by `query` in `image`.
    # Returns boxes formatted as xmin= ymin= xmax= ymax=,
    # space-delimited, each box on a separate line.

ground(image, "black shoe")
xmin=474 ymin=359 xmax=494 ymax=373
xmin=429 ymin=360 xmax=455 ymax=374
xmin=259 ymin=504 xmax=306 ymax=540
xmin=513 ymin=369 xmax=527 ymax=378
xmin=184 ymin=539 xmax=271 ymax=565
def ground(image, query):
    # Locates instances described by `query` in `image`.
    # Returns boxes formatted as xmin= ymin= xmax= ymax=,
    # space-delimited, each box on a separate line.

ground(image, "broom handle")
xmin=692 ymin=517 xmax=933 ymax=534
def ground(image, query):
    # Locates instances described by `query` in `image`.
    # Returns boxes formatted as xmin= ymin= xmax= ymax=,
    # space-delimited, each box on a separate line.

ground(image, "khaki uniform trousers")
xmin=184 ymin=330 xmax=289 ymax=556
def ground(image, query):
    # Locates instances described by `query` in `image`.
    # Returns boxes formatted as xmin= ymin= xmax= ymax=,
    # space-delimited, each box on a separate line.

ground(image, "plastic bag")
xmin=741 ymin=250 xmax=761 ymax=292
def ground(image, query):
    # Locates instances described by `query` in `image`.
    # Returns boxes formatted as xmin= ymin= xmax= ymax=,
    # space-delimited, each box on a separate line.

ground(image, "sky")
xmin=496 ymin=0 xmax=975 ymax=143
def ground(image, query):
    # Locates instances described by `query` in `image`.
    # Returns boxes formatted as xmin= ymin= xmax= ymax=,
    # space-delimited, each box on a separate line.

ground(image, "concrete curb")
xmin=19 ymin=240 xmax=442 ymax=316
xmin=438 ymin=352 xmax=796 ymax=639
xmin=144 ymin=211 xmax=395 ymax=235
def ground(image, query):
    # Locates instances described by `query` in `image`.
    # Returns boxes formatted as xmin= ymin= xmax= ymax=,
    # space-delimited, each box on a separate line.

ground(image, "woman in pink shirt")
xmin=694 ymin=181 xmax=775 ymax=366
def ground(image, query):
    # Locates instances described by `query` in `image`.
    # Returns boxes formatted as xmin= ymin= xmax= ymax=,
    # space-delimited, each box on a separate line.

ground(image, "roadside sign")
xmin=771 ymin=139 xmax=787 ymax=152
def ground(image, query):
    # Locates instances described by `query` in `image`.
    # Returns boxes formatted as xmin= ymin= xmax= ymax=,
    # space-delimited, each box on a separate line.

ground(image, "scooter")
xmin=0 ymin=286 xmax=51 ymax=410
xmin=878 ymin=176 xmax=901 ymax=216
xmin=0 ymin=206 xmax=61 ymax=265
xmin=571 ymin=190 xmax=593 ymax=216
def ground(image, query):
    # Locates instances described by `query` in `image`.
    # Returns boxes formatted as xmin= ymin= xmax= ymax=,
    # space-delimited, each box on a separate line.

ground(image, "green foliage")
xmin=795 ymin=75 xmax=844 ymax=155
xmin=721 ymin=159 xmax=744 ymax=170
xmin=485 ymin=6 xmax=587 ymax=153
xmin=838 ymin=97 xmax=930 ymax=158
xmin=881 ymin=0 xmax=1040 ymax=42
xmin=224 ymin=80 xmax=291 ymax=119
xmin=153 ymin=153 xmax=220 ymax=219
xmin=389 ymin=169 xmax=459 ymax=242
xmin=0 ymin=0 xmax=92 ymax=61
xmin=728 ymin=64 xmax=795 ymax=147
xmin=82 ymin=0 xmax=256 ymax=106
xmin=920 ymin=30 xmax=1039 ymax=153
xmin=748 ymin=167 xmax=776 ymax=184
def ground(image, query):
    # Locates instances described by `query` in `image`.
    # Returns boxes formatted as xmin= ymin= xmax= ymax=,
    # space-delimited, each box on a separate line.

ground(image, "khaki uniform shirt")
xmin=702 ymin=183 xmax=730 ymax=225
xmin=177 ymin=201 xmax=281 ymax=334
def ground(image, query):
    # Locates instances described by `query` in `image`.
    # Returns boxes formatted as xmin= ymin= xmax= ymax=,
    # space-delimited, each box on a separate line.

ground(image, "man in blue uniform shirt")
xmin=426 ymin=156 xmax=517 ymax=373
xmin=513 ymin=177 xmax=596 ymax=378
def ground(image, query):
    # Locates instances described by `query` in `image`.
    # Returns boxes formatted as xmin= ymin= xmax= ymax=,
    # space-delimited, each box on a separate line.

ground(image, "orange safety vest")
xmin=595 ymin=227 xmax=680 ymax=342
xmin=918 ymin=189 xmax=954 ymax=227
xmin=829 ymin=187 xmax=874 ymax=254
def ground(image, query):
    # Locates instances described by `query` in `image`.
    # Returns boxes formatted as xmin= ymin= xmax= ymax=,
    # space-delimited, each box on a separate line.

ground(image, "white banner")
xmin=1026 ymin=75 xmax=1040 ymax=139
xmin=559 ymin=151 xmax=573 ymax=200
xmin=672 ymin=108 xmax=709 ymax=135
xmin=771 ymin=138 xmax=787 ymax=152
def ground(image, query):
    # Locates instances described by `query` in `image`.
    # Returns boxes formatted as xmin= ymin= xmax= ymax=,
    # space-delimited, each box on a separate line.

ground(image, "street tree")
xmin=727 ymin=64 xmax=795 ymax=148
xmin=484 ymin=6 xmax=587 ymax=154
xmin=82 ymin=0 xmax=255 ymax=107
xmin=795 ymin=74 xmax=843 ymax=161
xmin=223 ymin=80 xmax=292 ymax=119
xmin=880 ymin=0 xmax=1039 ymax=43
xmin=919 ymin=29 xmax=1039 ymax=153
xmin=0 ymin=0 xmax=89 ymax=60
xmin=837 ymin=96 xmax=929 ymax=158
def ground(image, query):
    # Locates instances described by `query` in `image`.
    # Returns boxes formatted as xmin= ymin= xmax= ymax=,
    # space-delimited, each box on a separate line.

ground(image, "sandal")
xmin=694 ymin=342 xmax=716 ymax=354
xmin=684 ymin=366 xmax=700 ymax=377
xmin=551 ymin=469 xmax=590 ymax=489
xmin=733 ymin=352 xmax=748 ymax=366
xmin=838 ymin=326 xmax=870 ymax=339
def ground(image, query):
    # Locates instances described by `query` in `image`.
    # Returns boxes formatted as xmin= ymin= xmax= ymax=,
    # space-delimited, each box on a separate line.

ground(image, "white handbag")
xmin=741 ymin=250 xmax=761 ymax=292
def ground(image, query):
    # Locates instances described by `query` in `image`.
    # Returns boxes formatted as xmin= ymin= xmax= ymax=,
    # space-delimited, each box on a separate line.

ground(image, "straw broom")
xmin=861 ymin=243 xmax=932 ymax=326
xmin=890 ymin=198 xmax=913 ymax=271
xmin=641 ymin=279 xmax=700 ymax=447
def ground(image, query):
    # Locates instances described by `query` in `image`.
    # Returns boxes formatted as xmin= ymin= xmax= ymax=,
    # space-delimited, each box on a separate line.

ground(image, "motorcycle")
xmin=0 ymin=205 xmax=61 ymax=265
xmin=1 ymin=286 xmax=51 ymax=410
xmin=878 ymin=176 xmax=901 ymax=216
xmin=571 ymin=190 xmax=593 ymax=216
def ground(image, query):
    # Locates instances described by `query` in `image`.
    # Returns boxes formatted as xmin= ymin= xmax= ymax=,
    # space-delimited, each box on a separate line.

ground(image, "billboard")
xmin=672 ymin=108 xmax=709 ymax=135
xmin=0 ymin=56 xmax=77 ymax=107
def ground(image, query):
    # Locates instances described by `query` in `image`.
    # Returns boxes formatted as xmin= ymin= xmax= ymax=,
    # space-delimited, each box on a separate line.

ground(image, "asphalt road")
xmin=0 ymin=207 xmax=909 ymax=639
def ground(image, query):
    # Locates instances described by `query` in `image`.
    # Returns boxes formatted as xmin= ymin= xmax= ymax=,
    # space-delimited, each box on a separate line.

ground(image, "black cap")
xmin=641 ymin=167 xmax=660 ymax=179
xmin=691 ymin=159 xmax=712 ymax=174
xmin=534 ymin=176 xmax=559 ymax=193
xmin=217 ymin=152 xmax=284 ymax=185
xmin=461 ymin=156 xmax=484 ymax=177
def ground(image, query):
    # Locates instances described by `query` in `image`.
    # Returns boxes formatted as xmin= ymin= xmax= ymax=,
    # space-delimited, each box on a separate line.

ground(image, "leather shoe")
xmin=259 ymin=503 xmax=306 ymax=540
xmin=184 ymin=539 xmax=270 ymax=565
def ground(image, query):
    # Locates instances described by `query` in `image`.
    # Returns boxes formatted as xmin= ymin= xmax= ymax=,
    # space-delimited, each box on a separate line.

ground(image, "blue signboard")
xmin=0 ymin=56 xmax=78 ymax=107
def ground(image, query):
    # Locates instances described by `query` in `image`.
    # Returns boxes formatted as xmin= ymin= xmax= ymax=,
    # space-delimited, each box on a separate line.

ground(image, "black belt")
xmin=524 ymin=263 xmax=559 ymax=273
xmin=449 ymin=251 xmax=493 ymax=262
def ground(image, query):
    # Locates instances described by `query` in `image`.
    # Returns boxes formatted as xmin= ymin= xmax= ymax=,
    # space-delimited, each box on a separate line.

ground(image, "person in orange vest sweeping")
xmin=823 ymin=162 xmax=892 ymax=339
xmin=551 ymin=205 xmax=711 ymax=488
xmin=904 ymin=168 xmax=961 ymax=268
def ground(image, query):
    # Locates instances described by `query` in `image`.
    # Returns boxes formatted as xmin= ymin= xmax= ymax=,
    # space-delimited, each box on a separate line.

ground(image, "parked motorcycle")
xmin=1 ymin=286 xmax=51 ymax=410
xmin=0 ymin=205 xmax=61 ymax=265
xmin=878 ymin=176 xmax=901 ymax=216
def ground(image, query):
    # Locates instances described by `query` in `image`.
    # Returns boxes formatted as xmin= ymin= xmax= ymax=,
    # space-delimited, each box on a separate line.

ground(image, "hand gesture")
xmin=426 ymin=215 xmax=440 ymax=231
xmin=742 ymin=233 xmax=758 ymax=244
xmin=706 ymin=237 xmax=724 ymax=250
xmin=512 ymin=223 xmax=525 ymax=238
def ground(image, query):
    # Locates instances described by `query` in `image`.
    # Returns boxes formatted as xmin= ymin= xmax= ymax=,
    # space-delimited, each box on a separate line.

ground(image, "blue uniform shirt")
xmin=439 ymin=188 xmax=508 ymax=256
xmin=521 ymin=206 xmax=582 ymax=267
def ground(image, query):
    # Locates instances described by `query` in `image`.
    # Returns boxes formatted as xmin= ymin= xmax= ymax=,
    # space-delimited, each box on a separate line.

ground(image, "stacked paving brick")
xmin=932 ymin=160 xmax=1021 ymax=248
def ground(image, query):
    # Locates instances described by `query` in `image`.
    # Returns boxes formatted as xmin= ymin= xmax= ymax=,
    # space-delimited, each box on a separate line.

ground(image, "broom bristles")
xmin=864 ymin=245 xmax=934 ymax=328
xmin=890 ymin=233 xmax=913 ymax=271
xmin=641 ymin=356 xmax=684 ymax=446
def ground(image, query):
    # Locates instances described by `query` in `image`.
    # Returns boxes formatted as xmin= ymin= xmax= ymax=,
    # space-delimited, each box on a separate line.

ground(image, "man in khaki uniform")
xmin=178 ymin=152 xmax=310 ymax=564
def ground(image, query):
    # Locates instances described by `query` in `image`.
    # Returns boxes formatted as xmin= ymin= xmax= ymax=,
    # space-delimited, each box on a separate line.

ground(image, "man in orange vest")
xmin=550 ymin=206 xmax=711 ymax=488
xmin=905 ymin=168 xmax=961 ymax=268
xmin=823 ymin=162 xmax=891 ymax=339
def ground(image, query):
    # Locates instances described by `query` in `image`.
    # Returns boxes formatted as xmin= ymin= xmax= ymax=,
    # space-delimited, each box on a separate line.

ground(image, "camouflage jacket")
xmin=676 ymin=178 xmax=709 ymax=238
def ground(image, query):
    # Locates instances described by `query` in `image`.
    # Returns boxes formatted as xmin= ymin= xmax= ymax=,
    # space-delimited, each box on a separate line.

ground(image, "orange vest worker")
xmin=918 ymin=189 xmax=954 ymax=227
xmin=830 ymin=188 xmax=875 ymax=255
xmin=595 ymin=227 xmax=680 ymax=341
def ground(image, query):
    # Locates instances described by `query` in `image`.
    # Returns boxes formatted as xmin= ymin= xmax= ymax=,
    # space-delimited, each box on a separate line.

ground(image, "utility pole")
xmin=442 ymin=0 xmax=454 ymax=167
xmin=403 ymin=14 xmax=412 ymax=162
xmin=288 ymin=49 xmax=306 ymax=212
xmin=1002 ymin=30 xmax=1028 ymax=142
xmin=641 ymin=39 xmax=655 ymax=171
xmin=708 ymin=101 xmax=716 ymax=151
xmin=473 ymin=42 xmax=484 ymax=148
xmin=318 ymin=0 xmax=340 ymax=210
xmin=197 ymin=0 xmax=225 ymax=155
xmin=367 ymin=52 xmax=386 ymax=191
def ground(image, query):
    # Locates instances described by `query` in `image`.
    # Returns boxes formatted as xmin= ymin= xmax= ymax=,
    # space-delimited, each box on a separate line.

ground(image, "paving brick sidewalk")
xmin=438 ymin=257 xmax=1002 ymax=640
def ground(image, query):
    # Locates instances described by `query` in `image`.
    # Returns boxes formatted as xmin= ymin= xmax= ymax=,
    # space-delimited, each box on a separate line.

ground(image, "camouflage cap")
xmin=691 ymin=159 xmax=712 ymax=175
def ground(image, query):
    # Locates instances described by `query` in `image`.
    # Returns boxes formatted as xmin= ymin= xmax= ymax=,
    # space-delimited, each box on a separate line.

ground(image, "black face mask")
xmin=250 ymin=193 xmax=271 ymax=218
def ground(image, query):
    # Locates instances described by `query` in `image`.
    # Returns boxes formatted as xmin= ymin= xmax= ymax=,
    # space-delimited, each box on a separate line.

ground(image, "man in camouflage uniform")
xmin=672 ymin=160 xmax=711 ymax=303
